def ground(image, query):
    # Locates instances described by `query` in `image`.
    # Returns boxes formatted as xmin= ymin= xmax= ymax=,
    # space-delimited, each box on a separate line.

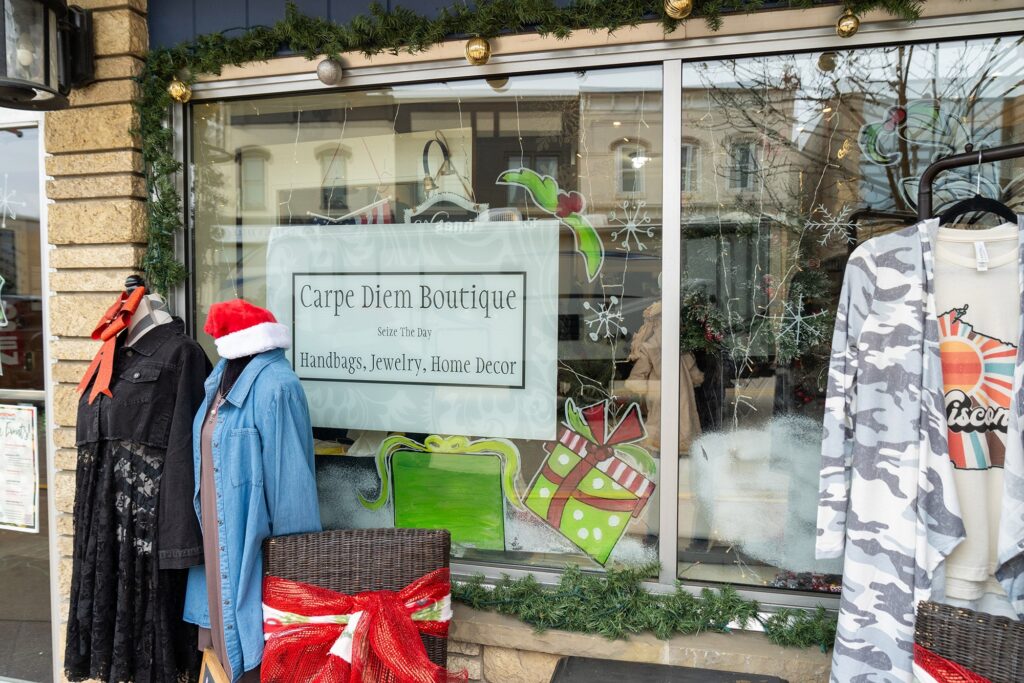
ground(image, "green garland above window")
xmin=138 ymin=0 xmax=924 ymax=294
xmin=453 ymin=564 xmax=838 ymax=650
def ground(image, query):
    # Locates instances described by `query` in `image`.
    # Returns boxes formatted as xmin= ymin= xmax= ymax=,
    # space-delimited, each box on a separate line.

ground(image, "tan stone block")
xmin=58 ymin=555 xmax=74 ymax=597
xmin=55 ymin=448 xmax=78 ymax=472
xmin=68 ymin=79 xmax=141 ymax=108
xmin=50 ymin=293 xmax=121 ymax=336
xmin=93 ymin=56 xmax=145 ymax=82
xmin=54 ymin=382 xmax=82 ymax=427
xmin=447 ymin=654 xmax=481 ymax=681
xmin=56 ymin=513 xmax=75 ymax=536
xmin=58 ymin=532 xmax=74 ymax=557
xmin=47 ymin=175 xmax=145 ymax=201
xmin=54 ymin=470 xmax=76 ymax=515
xmin=482 ymin=647 xmax=559 ymax=683
xmin=49 ymin=244 xmax=145 ymax=269
xmin=75 ymin=0 xmax=146 ymax=12
xmin=51 ymin=268 xmax=139 ymax=293
xmin=93 ymin=10 xmax=148 ymax=57
xmin=51 ymin=337 xmax=102 ymax=362
xmin=47 ymin=150 xmax=142 ymax=177
xmin=48 ymin=199 xmax=147 ymax=244
xmin=53 ymin=426 xmax=79 ymax=448
xmin=45 ymin=104 xmax=139 ymax=153
xmin=449 ymin=641 xmax=481 ymax=656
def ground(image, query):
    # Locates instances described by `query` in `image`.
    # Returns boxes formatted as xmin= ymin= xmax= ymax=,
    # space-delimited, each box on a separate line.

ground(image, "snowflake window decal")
xmin=608 ymin=200 xmax=654 ymax=252
xmin=583 ymin=297 xmax=627 ymax=341
xmin=805 ymin=203 xmax=856 ymax=246
xmin=0 ymin=175 xmax=27 ymax=230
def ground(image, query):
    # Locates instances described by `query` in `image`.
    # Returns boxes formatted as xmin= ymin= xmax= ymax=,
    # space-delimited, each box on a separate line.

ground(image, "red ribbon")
xmin=77 ymin=287 xmax=146 ymax=404
xmin=542 ymin=403 xmax=647 ymax=528
xmin=261 ymin=569 xmax=466 ymax=683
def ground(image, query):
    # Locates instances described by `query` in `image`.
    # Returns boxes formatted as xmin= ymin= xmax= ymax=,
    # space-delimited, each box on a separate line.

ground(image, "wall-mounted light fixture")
xmin=0 ymin=0 xmax=94 ymax=110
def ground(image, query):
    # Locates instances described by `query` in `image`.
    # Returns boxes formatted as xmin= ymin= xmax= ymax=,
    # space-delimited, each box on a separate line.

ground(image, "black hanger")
xmin=939 ymin=195 xmax=1017 ymax=225
xmin=938 ymin=150 xmax=1017 ymax=225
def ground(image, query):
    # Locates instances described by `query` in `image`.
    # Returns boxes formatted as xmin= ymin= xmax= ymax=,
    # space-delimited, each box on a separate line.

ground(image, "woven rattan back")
xmin=263 ymin=528 xmax=452 ymax=668
xmin=915 ymin=601 xmax=1024 ymax=683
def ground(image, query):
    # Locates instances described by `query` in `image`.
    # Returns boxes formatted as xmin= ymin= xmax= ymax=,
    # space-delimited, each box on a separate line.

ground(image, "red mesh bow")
xmin=261 ymin=569 xmax=466 ymax=683
xmin=913 ymin=643 xmax=992 ymax=682
xmin=77 ymin=287 xmax=146 ymax=404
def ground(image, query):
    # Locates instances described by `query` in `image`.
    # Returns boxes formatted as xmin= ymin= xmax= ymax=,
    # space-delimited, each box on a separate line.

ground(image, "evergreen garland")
xmin=453 ymin=564 xmax=838 ymax=651
xmin=138 ymin=0 xmax=925 ymax=293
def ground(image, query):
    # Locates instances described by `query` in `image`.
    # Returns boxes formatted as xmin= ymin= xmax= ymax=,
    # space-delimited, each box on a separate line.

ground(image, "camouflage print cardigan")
xmin=817 ymin=216 xmax=1024 ymax=683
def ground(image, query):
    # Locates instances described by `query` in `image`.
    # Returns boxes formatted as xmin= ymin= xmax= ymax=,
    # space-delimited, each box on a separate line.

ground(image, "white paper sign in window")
xmin=0 ymin=404 xmax=39 ymax=533
xmin=266 ymin=220 xmax=558 ymax=441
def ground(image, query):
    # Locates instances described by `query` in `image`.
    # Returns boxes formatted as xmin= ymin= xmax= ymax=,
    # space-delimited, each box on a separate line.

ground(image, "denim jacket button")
xmin=132 ymin=371 xmax=140 ymax=379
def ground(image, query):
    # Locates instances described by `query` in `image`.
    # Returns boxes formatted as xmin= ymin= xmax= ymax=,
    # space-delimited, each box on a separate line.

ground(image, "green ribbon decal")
xmin=497 ymin=168 xmax=604 ymax=281
xmin=359 ymin=434 xmax=526 ymax=511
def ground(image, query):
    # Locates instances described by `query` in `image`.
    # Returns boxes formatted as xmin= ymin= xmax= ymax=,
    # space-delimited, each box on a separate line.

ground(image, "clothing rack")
xmin=917 ymin=141 xmax=1024 ymax=220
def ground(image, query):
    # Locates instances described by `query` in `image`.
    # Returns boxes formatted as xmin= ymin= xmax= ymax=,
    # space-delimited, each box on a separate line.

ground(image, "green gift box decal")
xmin=360 ymin=435 xmax=524 ymax=551
xmin=525 ymin=399 xmax=656 ymax=565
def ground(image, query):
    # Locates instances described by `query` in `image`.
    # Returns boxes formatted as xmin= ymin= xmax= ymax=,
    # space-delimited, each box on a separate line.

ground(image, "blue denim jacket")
xmin=183 ymin=349 xmax=321 ymax=680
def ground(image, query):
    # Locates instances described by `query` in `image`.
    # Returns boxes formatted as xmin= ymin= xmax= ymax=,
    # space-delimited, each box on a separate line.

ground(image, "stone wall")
xmin=44 ymin=0 xmax=149 ymax=663
xmin=446 ymin=606 xmax=831 ymax=682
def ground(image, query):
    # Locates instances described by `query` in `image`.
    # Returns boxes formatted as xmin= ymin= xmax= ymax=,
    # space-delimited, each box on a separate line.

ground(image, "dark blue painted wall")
xmin=148 ymin=1 xmax=574 ymax=50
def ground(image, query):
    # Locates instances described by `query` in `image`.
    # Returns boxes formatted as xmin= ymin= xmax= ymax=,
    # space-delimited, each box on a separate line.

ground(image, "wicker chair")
xmin=915 ymin=601 xmax=1024 ymax=683
xmin=263 ymin=528 xmax=452 ymax=668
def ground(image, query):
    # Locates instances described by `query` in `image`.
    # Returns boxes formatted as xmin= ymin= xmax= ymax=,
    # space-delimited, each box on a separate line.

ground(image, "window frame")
xmin=680 ymin=139 xmax=700 ymax=193
xmin=175 ymin=10 xmax=1024 ymax=611
xmin=614 ymin=139 xmax=650 ymax=196
xmin=236 ymin=146 xmax=270 ymax=212
xmin=727 ymin=139 xmax=759 ymax=192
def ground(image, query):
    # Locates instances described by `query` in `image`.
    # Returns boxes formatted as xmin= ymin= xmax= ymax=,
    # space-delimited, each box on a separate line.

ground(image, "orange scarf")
xmin=77 ymin=287 xmax=147 ymax=404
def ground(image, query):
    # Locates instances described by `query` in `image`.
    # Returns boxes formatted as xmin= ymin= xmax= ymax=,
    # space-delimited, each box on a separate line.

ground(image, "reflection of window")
xmin=617 ymin=143 xmax=648 ymax=194
xmin=239 ymin=151 xmax=267 ymax=211
xmin=507 ymin=154 xmax=559 ymax=204
xmin=681 ymin=141 xmax=700 ymax=192
xmin=319 ymin=149 xmax=347 ymax=212
xmin=728 ymin=140 xmax=759 ymax=191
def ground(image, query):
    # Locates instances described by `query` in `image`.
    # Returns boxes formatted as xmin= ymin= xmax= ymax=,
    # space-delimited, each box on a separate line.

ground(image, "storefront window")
xmin=677 ymin=36 xmax=1024 ymax=592
xmin=192 ymin=66 xmax=664 ymax=571
xmin=0 ymin=121 xmax=50 ymax=681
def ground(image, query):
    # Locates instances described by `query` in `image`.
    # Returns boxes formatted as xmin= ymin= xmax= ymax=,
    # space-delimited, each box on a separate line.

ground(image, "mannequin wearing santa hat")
xmin=182 ymin=300 xmax=321 ymax=682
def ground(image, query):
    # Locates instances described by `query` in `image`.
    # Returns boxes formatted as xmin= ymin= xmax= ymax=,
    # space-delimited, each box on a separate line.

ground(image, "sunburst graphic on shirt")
xmin=939 ymin=307 xmax=1017 ymax=470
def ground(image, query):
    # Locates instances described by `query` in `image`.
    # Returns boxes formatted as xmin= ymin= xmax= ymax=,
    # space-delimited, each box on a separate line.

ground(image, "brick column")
xmin=44 ymin=0 xmax=149 ymax=654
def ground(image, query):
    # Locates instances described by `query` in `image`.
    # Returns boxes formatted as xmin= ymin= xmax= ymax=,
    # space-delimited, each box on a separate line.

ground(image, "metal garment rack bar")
xmin=918 ymin=141 xmax=1024 ymax=220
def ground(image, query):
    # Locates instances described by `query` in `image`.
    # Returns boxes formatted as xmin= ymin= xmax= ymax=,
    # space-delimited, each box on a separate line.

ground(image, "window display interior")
xmin=188 ymin=35 xmax=1024 ymax=598
xmin=677 ymin=36 xmax=1024 ymax=595
xmin=192 ymin=66 xmax=665 ymax=573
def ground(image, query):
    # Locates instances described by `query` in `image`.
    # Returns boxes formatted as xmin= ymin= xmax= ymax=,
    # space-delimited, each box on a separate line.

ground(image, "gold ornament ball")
xmin=836 ymin=9 xmax=860 ymax=38
xmin=167 ymin=78 xmax=192 ymax=103
xmin=664 ymin=0 xmax=693 ymax=20
xmin=465 ymin=37 xmax=491 ymax=66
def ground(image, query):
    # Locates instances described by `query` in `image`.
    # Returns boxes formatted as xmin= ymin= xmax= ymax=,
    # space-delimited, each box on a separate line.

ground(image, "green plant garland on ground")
xmin=138 ymin=0 xmax=924 ymax=293
xmin=453 ymin=564 xmax=838 ymax=650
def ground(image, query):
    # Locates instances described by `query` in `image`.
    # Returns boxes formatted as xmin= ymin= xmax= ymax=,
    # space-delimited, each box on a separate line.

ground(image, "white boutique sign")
xmin=267 ymin=220 xmax=558 ymax=440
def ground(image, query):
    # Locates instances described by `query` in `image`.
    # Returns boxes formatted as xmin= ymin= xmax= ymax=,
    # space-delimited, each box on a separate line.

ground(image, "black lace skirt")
xmin=65 ymin=440 xmax=198 ymax=683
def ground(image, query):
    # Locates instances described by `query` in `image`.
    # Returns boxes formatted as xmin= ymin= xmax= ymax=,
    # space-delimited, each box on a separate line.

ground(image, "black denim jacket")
xmin=76 ymin=318 xmax=211 ymax=569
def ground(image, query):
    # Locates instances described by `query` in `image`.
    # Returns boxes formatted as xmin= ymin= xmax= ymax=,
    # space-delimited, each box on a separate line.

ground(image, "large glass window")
xmin=190 ymin=34 xmax=1024 ymax=594
xmin=677 ymin=36 xmax=1024 ymax=593
xmin=0 ymin=122 xmax=51 ymax=681
xmin=192 ymin=66 xmax=664 ymax=571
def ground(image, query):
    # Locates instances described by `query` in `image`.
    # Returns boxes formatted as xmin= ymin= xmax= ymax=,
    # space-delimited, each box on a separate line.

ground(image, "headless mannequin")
xmin=124 ymin=275 xmax=173 ymax=346
xmin=198 ymin=353 xmax=257 ymax=681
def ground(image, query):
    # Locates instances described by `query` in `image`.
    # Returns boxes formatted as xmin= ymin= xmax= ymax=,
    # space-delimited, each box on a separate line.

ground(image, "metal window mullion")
xmin=657 ymin=59 xmax=682 ymax=586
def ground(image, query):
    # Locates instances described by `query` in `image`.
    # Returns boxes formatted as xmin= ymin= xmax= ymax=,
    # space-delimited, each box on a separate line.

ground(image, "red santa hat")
xmin=204 ymin=299 xmax=290 ymax=359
